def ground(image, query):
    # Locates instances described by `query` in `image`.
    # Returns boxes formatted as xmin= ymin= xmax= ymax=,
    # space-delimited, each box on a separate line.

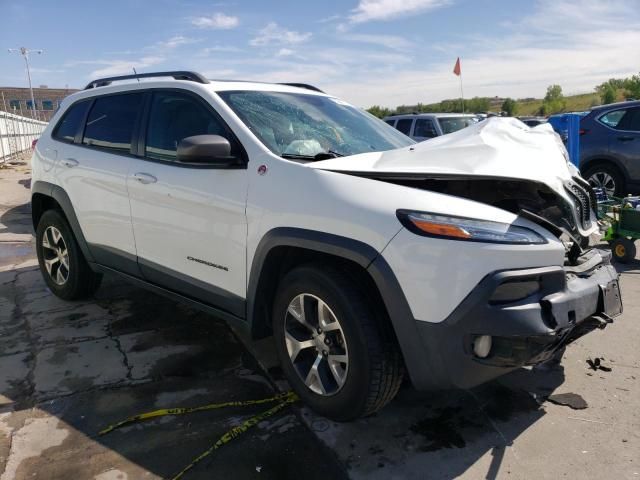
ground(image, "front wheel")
xmin=611 ymin=237 xmax=636 ymax=263
xmin=583 ymin=164 xmax=625 ymax=198
xmin=272 ymin=264 xmax=404 ymax=421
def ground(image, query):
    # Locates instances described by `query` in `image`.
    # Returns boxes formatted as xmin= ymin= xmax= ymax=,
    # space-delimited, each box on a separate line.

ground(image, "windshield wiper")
xmin=281 ymin=150 xmax=345 ymax=161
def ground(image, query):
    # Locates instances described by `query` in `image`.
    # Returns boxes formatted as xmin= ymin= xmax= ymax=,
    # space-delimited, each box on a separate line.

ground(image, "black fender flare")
xmin=31 ymin=181 xmax=95 ymax=263
xmin=247 ymin=227 xmax=431 ymax=389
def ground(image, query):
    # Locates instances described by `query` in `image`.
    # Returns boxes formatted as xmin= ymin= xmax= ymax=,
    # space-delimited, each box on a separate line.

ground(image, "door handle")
xmin=617 ymin=136 xmax=635 ymax=142
xmin=133 ymin=172 xmax=157 ymax=184
xmin=61 ymin=158 xmax=78 ymax=168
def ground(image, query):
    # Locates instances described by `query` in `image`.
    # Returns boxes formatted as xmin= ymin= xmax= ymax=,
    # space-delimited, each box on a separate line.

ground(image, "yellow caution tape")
xmin=98 ymin=390 xmax=299 ymax=480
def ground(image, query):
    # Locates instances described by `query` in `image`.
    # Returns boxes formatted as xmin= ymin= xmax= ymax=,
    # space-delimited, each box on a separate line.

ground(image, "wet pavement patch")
xmin=410 ymin=407 xmax=470 ymax=451
xmin=481 ymin=384 xmax=541 ymax=422
xmin=546 ymin=393 xmax=588 ymax=410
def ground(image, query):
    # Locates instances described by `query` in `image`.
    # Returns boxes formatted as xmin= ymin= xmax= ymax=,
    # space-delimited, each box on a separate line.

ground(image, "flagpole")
xmin=459 ymin=68 xmax=465 ymax=113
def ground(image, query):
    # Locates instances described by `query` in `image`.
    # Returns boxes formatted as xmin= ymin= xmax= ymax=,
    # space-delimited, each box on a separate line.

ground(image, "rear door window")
xmin=599 ymin=109 xmax=627 ymax=129
xmin=384 ymin=119 xmax=396 ymax=126
xmin=395 ymin=118 xmax=413 ymax=136
xmin=616 ymin=108 xmax=640 ymax=132
xmin=82 ymin=93 xmax=143 ymax=153
xmin=53 ymin=101 xmax=90 ymax=143
xmin=414 ymin=118 xmax=438 ymax=138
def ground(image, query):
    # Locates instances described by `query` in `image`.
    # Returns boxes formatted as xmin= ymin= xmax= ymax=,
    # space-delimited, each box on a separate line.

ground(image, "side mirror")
xmin=176 ymin=135 xmax=240 ymax=165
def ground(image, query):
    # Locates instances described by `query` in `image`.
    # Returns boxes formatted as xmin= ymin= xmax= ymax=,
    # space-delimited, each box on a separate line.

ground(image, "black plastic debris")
xmin=586 ymin=357 xmax=612 ymax=372
xmin=546 ymin=393 xmax=588 ymax=410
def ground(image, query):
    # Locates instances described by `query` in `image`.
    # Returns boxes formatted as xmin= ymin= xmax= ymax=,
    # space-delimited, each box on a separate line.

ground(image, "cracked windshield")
xmin=219 ymin=90 xmax=414 ymax=159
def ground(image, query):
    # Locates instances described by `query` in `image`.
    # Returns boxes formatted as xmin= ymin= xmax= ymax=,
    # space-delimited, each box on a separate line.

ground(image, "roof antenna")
xmin=132 ymin=67 xmax=140 ymax=82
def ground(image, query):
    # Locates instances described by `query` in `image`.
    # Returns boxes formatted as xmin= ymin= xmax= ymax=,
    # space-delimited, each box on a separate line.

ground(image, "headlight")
xmin=396 ymin=210 xmax=547 ymax=245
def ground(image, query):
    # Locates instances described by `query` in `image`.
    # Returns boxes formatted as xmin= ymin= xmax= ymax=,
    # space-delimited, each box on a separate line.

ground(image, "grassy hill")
xmin=514 ymin=92 xmax=601 ymax=116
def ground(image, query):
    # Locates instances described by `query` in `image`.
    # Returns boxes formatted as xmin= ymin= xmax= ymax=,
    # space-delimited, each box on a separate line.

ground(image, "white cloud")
xmin=276 ymin=48 xmax=295 ymax=57
xmin=199 ymin=45 xmax=242 ymax=56
xmin=88 ymin=56 xmax=165 ymax=78
xmin=249 ymin=22 xmax=312 ymax=47
xmin=341 ymin=33 xmax=412 ymax=50
xmin=155 ymin=35 xmax=199 ymax=50
xmin=191 ymin=13 xmax=239 ymax=29
xmin=349 ymin=0 xmax=451 ymax=23
xmin=328 ymin=0 xmax=640 ymax=106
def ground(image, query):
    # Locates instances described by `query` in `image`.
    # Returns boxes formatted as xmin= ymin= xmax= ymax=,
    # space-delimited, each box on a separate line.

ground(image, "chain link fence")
xmin=0 ymin=108 xmax=48 ymax=165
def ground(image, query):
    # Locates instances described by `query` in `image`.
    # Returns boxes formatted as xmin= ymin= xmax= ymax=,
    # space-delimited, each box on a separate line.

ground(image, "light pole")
xmin=8 ymin=47 xmax=43 ymax=120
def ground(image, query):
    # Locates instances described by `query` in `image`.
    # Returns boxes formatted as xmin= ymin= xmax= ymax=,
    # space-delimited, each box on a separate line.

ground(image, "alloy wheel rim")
xmin=284 ymin=293 xmax=349 ymax=396
xmin=41 ymin=226 xmax=70 ymax=285
xmin=588 ymin=172 xmax=616 ymax=197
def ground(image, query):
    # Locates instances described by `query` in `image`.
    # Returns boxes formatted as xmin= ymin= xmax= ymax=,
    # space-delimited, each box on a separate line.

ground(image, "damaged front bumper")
xmin=410 ymin=248 xmax=621 ymax=390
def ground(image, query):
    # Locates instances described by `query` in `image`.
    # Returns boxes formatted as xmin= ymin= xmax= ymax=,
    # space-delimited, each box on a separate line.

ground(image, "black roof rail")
xmin=278 ymin=83 xmax=324 ymax=93
xmin=84 ymin=71 xmax=210 ymax=90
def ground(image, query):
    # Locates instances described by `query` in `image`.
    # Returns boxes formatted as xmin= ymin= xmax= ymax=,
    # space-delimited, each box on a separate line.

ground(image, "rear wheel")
xmin=583 ymin=164 xmax=625 ymax=197
xmin=36 ymin=209 xmax=102 ymax=299
xmin=272 ymin=264 xmax=404 ymax=421
xmin=611 ymin=237 xmax=636 ymax=263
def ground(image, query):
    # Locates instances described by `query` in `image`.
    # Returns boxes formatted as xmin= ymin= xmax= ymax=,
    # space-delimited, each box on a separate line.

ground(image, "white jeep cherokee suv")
xmin=31 ymin=71 xmax=622 ymax=421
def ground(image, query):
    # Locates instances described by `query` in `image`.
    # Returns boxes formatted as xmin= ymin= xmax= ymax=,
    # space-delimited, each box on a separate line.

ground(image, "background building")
xmin=0 ymin=86 xmax=79 ymax=122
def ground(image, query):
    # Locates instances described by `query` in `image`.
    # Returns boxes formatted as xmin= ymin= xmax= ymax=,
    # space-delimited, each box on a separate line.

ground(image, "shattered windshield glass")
xmin=218 ymin=90 xmax=414 ymax=159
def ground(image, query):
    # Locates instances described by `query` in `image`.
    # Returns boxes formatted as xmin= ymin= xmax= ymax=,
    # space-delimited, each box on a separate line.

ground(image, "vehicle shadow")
xmin=0 ymin=260 xmax=568 ymax=480
xmin=293 ymin=360 xmax=565 ymax=480
xmin=0 ymin=265 xmax=348 ymax=480
xmin=0 ymin=202 xmax=33 ymax=236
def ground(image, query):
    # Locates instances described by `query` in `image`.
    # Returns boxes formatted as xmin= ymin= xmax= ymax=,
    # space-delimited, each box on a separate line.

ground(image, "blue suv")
xmin=580 ymin=100 xmax=640 ymax=197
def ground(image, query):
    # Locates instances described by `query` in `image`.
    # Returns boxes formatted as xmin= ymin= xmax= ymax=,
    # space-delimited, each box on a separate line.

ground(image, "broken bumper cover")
xmin=410 ymin=248 xmax=621 ymax=390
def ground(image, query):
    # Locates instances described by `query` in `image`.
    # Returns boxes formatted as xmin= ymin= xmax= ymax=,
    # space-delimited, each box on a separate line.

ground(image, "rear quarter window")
xmin=52 ymin=101 xmax=90 ymax=143
xmin=598 ymin=109 xmax=627 ymax=129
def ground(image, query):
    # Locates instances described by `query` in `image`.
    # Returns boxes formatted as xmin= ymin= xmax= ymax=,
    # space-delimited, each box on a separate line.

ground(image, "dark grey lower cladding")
xmin=88 ymin=244 xmax=245 ymax=320
xmin=400 ymin=248 xmax=621 ymax=391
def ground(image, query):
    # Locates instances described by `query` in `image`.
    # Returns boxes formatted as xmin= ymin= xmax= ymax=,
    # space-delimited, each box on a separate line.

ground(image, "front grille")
xmin=565 ymin=178 xmax=595 ymax=230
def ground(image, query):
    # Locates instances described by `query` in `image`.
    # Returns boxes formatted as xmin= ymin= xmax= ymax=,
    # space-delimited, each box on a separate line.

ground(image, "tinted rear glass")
xmin=599 ymin=109 xmax=626 ymax=128
xmin=414 ymin=118 xmax=438 ymax=138
xmin=396 ymin=118 xmax=413 ymax=135
xmin=437 ymin=117 xmax=475 ymax=134
xmin=82 ymin=93 xmax=143 ymax=153
xmin=53 ymin=101 xmax=90 ymax=143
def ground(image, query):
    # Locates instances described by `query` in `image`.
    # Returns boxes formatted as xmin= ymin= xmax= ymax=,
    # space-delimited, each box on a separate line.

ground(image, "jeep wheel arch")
xmin=31 ymin=181 xmax=95 ymax=263
xmin=247 ymin=227 xmax=434 ymax=390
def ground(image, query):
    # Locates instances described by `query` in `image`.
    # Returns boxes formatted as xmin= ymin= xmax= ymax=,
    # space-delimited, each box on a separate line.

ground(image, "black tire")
xmin=611 ymin=237 xmax=636 ymax=263
xmin=272 ymin=263 xmax=404 ymax=421
xmin=582 ymin=163 xmax=625 ymax=198
xmin=35 ymin=209 xmax=102 ymax=300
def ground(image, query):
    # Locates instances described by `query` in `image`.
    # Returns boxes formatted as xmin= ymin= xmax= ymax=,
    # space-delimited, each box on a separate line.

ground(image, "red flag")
xmin=453 ymin=57 xmax=461 ymax=76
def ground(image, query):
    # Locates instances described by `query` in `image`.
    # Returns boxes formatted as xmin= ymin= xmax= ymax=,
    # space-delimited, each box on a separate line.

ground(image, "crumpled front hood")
xmin=310 ymin=117 xmax=575 ymax=195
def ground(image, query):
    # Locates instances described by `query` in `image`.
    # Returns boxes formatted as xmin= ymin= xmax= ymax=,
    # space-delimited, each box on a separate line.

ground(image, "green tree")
xmin=366 ymin=105 xmax=392 ymax=118
xmin=501 ymin=98 xmax=518 ymax=116
xmin=625 ymin=73 xmax=640 ymax=99
xmin=601 ymin=84 xmax=616 ymax=104
xmin=542 ymin=84 xmax=566 ymax=114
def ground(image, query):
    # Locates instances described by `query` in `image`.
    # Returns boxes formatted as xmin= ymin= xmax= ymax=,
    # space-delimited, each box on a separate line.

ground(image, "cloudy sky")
xmin=1 ymin=0 xmax=639 ymax=107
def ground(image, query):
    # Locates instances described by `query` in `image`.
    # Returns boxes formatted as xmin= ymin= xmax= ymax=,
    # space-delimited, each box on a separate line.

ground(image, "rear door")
xmin=126 ymin=89 xmax=248 ymax=317
xmin=53 ymin=92 xmax=143 ymax=275
xmin=603 ymin=107 xmax=640 ymax=181
xmin=412 ymin=118 xmax=439 ymax=142
xmin=395 ymin=118 xmax=414 ymax=138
